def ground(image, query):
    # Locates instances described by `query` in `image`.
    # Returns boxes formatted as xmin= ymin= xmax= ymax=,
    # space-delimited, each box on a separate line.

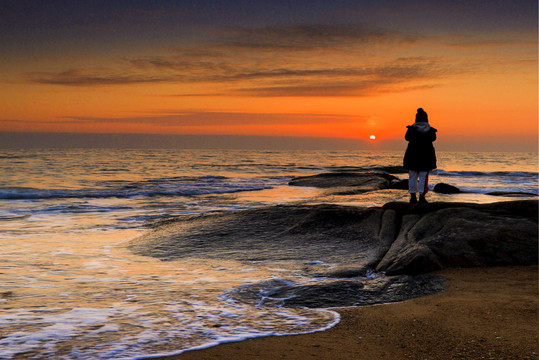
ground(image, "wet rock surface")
xmin=130 ymin=204 xmax=384 ymax=266
xmin=129 ymin=200 xmax=537 ymax=308
xmin=388 ymin=179 xmax=409 ymax=190
xmin=228 ymin=274 xmax=446 ymax=309
xmin=288 ymin=172 xmax=399 ymax=194
xmin=376 ymin=201 xmax=538 ymax=275
xmin=289 ymin=172 xmax=466 ymax=195
xmin=433 ymin=183 xmax=461 ymax=194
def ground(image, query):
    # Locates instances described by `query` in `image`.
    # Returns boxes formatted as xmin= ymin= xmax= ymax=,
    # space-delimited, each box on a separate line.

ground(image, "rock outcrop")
xmin=130 ymin=200 xmax=538 ymax=275
xmin=433 ymin=183 xmax=461 ymax=194
xmin=388 ymin=179 xmax=409 ymax=190
xmin=375 ymin=201 xmax=538 ymax=274
xmin=289 ymin=173 xmax=538 ymax=200
xmin=288 ymin=172 xmax=467 ymax=195
xmin=128 ymin=200 xmax=537 ymax=308
xmin=129 ymin=204 xmax=385 ymax=268
xmin=288 ymin=172 xmax=399 ymax=195
xmin=228 ymin=274 xmax=446 ymax=309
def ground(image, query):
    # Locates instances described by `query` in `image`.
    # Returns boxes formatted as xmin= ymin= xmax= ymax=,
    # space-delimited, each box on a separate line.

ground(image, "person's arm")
xmin=405 ymin=126 xmax=414 ymax=141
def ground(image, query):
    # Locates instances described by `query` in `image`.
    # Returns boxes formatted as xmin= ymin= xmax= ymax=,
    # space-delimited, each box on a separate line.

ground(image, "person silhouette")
xmin=403 ymin=108 xmax=437 ymax=204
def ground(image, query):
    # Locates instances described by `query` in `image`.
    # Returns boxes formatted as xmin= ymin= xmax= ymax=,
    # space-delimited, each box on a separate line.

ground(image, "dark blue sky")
xmin=2 ymin=0 xmax=537 ymax=54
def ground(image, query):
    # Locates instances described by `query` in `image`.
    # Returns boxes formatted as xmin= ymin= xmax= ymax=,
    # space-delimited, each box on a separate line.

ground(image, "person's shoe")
xmin=419 ymin=194 xmax=428 ymax=204
xmin=409 ymin=193 xmax=417 ymax=204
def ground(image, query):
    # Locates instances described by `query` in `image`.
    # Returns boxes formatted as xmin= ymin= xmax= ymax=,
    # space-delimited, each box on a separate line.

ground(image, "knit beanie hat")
xmin=415 ymin=108 xmax=428 ymax=122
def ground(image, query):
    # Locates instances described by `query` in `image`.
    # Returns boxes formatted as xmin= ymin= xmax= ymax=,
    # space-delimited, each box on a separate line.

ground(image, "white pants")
xmin=409 ymin=170 xmax=429 ymax=194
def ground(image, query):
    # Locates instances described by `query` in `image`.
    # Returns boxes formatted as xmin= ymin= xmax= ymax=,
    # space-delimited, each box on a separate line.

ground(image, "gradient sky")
xmin=1 ymin=0 xmax=537 ymax=150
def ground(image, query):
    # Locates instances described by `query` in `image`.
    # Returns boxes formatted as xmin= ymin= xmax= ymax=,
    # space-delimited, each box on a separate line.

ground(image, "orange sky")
xmin=0 ymin=1 xmax=537 ymax=151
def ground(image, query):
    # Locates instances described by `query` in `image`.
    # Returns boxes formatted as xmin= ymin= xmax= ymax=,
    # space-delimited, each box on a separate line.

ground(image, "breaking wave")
xmin=0 ymin=175 xmax=287 ymax=200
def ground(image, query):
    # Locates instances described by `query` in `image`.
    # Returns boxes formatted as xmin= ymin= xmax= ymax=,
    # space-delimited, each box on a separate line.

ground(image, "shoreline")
xmin=148 ymin=265 xmax=538 ymax=360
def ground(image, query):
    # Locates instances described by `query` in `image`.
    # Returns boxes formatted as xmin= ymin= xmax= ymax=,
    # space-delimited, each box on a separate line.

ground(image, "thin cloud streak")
xmin=21 ymin=22 xmax=534 ymax=102
xmin=230 ymin=83 xmax=398 ymax=97
xmin=218 ymin=24 xmax=418 ymax=50
xmin=58 ymin=111 xmax=366 ymax=127
xmin=27 ymin=69 xmax=171 ymax=86
xmin=26 ymin=56 xmax=453 ymax=95
xmin=22 ymin=23 xmax=436 ymax=91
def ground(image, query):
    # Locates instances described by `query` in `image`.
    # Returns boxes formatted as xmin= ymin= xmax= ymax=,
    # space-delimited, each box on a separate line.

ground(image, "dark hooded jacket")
xmin=403 ymin=122 xmax=437 ymax=171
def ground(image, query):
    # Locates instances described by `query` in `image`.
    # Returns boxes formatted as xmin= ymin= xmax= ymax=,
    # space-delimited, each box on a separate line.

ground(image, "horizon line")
xmin=0 ymin=132 xmax=536 ymax=153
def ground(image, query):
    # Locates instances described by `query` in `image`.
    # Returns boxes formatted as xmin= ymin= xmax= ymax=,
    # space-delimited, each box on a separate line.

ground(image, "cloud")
xmin=218 ymin=24 xmax=418 ymax=50
xmin=438 ymin=31 xmax=538 ymax=49
xmin=229 ymin=78 xmax=441 ymax=98
xmin=230 ymin=83 xmax=381 ymax=97
xmin=27 ymin=55 xmax=449 ymax=97
xmin=222 ymin=59 xmax=452 ymax=97
xmin=27 ymin=69 xmax=171 ymax=86
xmin=23 ymin=23 xmax=460 ymax=94
xmin=63 ymin=111 xmax=363 ymax=127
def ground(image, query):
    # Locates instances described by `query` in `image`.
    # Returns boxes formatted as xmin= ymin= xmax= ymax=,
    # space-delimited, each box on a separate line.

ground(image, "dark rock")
xmin=322 ymin=267 xmax=369 ymax=278
xmin=388 ymin=179 xmax=409 ymax=190
xmin=129 ymin=204 xmax=384 ymax=268
xmin=131 ymin=200 xmax=537 ymax=276
xmin=229 ymin=274 xmax=446 ymax=309
xmin=129 ymin=200 xmax=538 ymax=308
xmin=376 ymin=201 xmax=538 ymax=275
xmin=288 ymin=172 xmax=399 ymax=193
xmin=433 ymin=183 xmax=461 ymax=194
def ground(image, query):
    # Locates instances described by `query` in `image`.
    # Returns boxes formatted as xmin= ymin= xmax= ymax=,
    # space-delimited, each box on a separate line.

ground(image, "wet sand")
xmin=154 ymin=265 xmax=538 ymax=360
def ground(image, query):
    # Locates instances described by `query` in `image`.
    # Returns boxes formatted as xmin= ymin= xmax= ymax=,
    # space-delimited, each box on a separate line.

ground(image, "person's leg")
xmin=418 ymin=171 xmax=429 ymax=203
xmin=408 ymin=170 xmax=419 ymax=203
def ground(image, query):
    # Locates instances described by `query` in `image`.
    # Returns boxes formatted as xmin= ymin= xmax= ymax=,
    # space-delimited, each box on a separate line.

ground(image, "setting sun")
xmin=370 ymin=135 xmax=376 ymax=140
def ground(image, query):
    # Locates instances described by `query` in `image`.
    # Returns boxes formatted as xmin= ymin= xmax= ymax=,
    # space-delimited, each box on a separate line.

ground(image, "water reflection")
xmin=0 ymin=229 xmax=338 ymax=359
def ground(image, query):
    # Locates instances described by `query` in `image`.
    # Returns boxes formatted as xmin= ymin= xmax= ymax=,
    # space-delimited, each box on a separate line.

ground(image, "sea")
xmin=0 ymin=148 xmax=537 ymax=359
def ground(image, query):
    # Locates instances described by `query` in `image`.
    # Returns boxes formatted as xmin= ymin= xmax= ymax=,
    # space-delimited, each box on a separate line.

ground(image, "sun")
xmin=369 ymin=135 xmax=376 ymax=140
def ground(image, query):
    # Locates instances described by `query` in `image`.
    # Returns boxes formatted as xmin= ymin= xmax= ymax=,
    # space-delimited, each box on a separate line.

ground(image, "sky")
xmin=0 ymin=0 xmax=537 ymax=151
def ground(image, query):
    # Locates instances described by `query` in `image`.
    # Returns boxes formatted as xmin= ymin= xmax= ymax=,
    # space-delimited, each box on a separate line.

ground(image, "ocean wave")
xmin=324 ymin=165 xmax=410 ymax=174
xmin=433 ymin=170 xmax=538 ymax=178
xmin=0 ymin=186 xmax=272 ymax=200
xmin=0 ymin=154 xmax=38 ymax=160
xmin=0 ymin=214 xmax=31 ymax=221
xmin=40 ymin=204 xmax=133 ymax=214
xmin=99 ymin=168 xmax=130 ymax=172
xmin=429 ymin=170 xmax=539 ymax=195
xmin=326 ymin=167 xmax=539 ymax=178
xmin=0 ymin=176 xmax=282 ymax=200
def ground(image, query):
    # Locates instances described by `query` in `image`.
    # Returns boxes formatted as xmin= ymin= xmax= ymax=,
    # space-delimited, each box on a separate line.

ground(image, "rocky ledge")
xmin=129 ymin=200 xmax=538 ymax=275
xmin=128 ymin=200 xmax=537 ymax=308
xmin=288 ymin=172 xmax=399 ymax=190
xmin=375 ymin=201 xmax=537 ymax=274
xmin=289 ymin=172 xmax=538 ymax=197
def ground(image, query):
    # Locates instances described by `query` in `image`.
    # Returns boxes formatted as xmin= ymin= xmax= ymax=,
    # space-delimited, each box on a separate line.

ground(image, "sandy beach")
xmin=155 ymin=265 xmax=538 ymax=360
